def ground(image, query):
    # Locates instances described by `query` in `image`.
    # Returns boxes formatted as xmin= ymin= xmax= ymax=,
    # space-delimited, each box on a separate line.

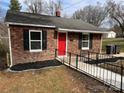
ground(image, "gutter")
xmin=58 ymin=28 xmax=109 ymax=34
xmin=6 ymin=22 xmax=109 ymax=34
xmin=6 ymin=22 xmax=56 ymax=28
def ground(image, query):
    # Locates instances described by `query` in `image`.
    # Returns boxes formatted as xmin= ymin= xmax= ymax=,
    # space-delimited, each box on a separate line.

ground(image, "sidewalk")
xmin=113 ymin=53 xmax=124 ymax=57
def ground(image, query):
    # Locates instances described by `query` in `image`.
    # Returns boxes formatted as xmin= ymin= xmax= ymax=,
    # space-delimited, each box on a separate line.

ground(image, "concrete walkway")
xmin=56 ymin=56 xmax=124 ymax=91
xmin=113 ymin=53 xmax=124 ymax=57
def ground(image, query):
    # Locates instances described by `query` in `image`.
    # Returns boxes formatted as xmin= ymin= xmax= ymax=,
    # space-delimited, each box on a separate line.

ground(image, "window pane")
xmin=31 ymin=32 xmax=41 ymax=40
xmin=82 ymin=34 xmax=88 ymax=40
xmin=31 ymin=41 xmax=41 ymax=49
xmin=82 ymin=42 xmax=88 ymax=47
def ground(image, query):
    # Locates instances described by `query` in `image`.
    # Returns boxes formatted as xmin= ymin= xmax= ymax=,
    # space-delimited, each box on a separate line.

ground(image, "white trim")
xmin=66 ymin=32 xmax=68 ymax=57
xmin=81 ymin=48 xmax=89 ymax=50
xmin=6 ymin=22 xmax=109 ymax=34
xmin=7 ymin=24 xmax=13 ymax=67
xmin=82 ymin=33 xmax=90 ymax=50
xmin=58 ymin=28 xmax=109 ymax=34
xmin=100 ymin=34 xmax=103 ymax=53
xmin=6 ymin=22 xmax=108 ymax=34
xmin=30 ymin=50 xmax=43 ymax=52
xmin=6 ymin=22 xmax=56 ymax=28
xmin=57 ymin=31 xmax=68 ymax=57
xmin=29 ymin=30 xmax=42 ymax=52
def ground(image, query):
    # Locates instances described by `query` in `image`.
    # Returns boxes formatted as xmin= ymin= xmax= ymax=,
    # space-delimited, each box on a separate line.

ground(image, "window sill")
xmin=82 ymin=48 xmax=89 ymax=50
xmin=30 ymin=49 xmax=42 ymax=52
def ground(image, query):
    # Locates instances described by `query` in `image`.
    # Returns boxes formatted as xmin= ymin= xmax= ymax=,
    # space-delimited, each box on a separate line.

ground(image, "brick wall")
xmin=67 ymin=32 xmax=102 ymax=54
xmin=10 ymin=25 xmax=102 ymax=65
xmin=10 ymin=26 xmax=57 ymax=65
xmin=67 ymin=32 xmax=80 ymax=54
xmin=92 ymin=34 xmax=102 ymax=52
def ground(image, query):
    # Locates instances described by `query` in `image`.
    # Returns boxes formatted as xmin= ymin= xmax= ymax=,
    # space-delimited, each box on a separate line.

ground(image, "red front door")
xmin=58 ymin=32 xmax=66 ymax=56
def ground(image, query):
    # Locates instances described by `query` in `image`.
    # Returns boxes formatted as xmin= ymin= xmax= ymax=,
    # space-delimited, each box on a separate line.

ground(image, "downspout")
xmin=7 ymin=23 xmax=13 ymax=67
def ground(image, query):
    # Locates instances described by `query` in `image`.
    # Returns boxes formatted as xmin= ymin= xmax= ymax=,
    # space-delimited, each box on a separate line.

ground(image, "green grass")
xmin=102 ymin=38 xmax=124 ymax=52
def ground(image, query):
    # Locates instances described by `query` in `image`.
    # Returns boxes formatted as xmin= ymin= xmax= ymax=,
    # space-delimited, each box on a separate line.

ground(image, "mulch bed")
xmin=10 ymin=60 xmax=62 ymax=71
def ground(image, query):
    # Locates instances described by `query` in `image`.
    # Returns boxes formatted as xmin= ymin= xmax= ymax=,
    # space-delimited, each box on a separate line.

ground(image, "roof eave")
xmin=5 ymin=22 xmax=108 ymax=34
xmin=6 ymin=22 xmax=56 ymax=28
xmin=58 ymin=28 xmax=109 ymax=34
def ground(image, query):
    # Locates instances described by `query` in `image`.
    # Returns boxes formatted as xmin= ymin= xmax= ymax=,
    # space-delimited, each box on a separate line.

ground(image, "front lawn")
xmin=0 ymin=66 xmax=116 ymax=93
xmin=102 ymin=38 xmax=124 ymax=52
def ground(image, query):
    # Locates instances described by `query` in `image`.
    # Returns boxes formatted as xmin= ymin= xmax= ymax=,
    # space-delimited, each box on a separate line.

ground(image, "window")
xmin=82 ymin=33 xmax=89 ymax=49
xmin=29 ymin=30 xmax=42 ymax=52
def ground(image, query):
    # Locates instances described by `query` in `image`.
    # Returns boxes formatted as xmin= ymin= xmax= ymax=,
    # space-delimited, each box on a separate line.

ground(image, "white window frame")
xmin=82 ymin=33 xmax=90 ymax=50
xmin=29 ymin=30 xmax=42 ymax=52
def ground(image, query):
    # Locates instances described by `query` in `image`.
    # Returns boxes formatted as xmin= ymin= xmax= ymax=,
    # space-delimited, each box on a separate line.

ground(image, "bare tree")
xmin=47 ymin=0 xmax=62 ymax=16
xmin=0 ymin=7 xmax=4 ymax=22
xmin=0 ymin=1 xmax=2 ymax=22
xmin=0 ymin=9 xmax=2 ymax=22
xmin=72 ymin=2 xmax=109 ymax=26
xmin=46 ymin=0 xmax=55 ymax=16
xmin=106 ymin=0 xmax=124 ymax=36
xmin=24 ymin=0 xmax=45 ymax=14
xmin=111 ymin=24 xmax=121 ymax=37
xmin=24 ymin=0 xmax=62 ymax=16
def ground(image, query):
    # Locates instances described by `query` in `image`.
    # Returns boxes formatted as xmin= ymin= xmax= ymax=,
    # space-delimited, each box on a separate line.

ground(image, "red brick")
xmin=10 ymin=26 xmax=102 ymax=65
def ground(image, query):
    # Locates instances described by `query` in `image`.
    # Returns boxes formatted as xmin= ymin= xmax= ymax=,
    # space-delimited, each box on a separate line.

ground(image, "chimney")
xmin=56 ymin=10 xmax=61 ymax=17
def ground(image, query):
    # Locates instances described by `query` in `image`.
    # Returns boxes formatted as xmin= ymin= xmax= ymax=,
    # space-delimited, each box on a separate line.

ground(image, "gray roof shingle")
xmin=5 ymin=11 xmax=102 ymax=31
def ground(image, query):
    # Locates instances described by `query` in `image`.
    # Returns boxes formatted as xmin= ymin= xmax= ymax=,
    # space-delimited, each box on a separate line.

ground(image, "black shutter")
xmin=54 ymin=31 xmax=57 ymax=39
xmin=89 ymin=33 xmax=93 ymax=49
xmin=78 ymin=33 xmax=82 ymax=49
xmin=42 ymin=29 xmax=47 ymax=50
xmin=23 ymin=29 xmax=29 ymax=50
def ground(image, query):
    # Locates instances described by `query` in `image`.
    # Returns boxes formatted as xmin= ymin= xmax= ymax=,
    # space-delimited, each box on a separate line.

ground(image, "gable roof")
xmin=5 ymin=11 xmax=105 ymax=33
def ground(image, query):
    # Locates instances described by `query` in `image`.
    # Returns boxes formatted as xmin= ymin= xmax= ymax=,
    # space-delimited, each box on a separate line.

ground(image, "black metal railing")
xmin=55 ymin=49 xmax=124 ymax=93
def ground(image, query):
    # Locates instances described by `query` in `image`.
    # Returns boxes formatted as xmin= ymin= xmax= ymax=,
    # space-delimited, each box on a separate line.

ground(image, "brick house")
xmin=5 ymin=11 xmax=107 ymax=67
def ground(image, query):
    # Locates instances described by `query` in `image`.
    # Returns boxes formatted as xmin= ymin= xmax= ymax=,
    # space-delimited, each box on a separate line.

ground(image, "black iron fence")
xmin=55 ymin=49 xmax=124 ymax=93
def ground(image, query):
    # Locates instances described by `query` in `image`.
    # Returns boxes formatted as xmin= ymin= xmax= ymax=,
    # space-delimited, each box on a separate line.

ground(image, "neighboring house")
xmin=5 ymin=11 xmax=107 ymax=67
xmin=103 ymin=31 xmax=116 ymax=38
